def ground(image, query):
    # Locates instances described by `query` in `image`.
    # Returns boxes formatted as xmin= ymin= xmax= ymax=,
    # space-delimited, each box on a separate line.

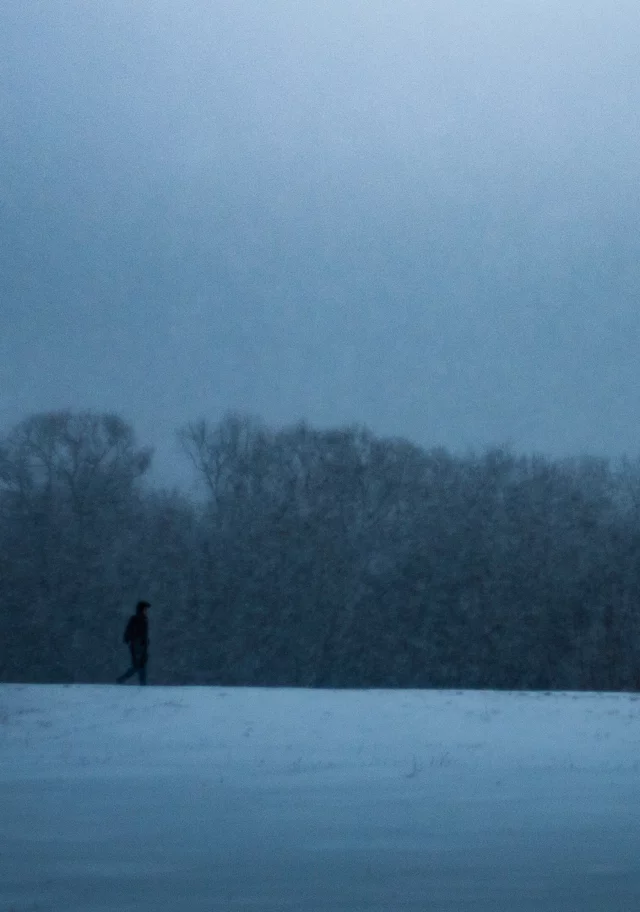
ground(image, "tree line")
xmin=2 ymin=409 xmax=640 ymax=690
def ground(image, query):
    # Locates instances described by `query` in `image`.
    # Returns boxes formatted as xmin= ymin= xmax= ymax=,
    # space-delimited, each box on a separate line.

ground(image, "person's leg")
xmin=117 ymin=665 xmax=137 ymax=683
xmin=138 ymin=664 xmax=147 ymax=685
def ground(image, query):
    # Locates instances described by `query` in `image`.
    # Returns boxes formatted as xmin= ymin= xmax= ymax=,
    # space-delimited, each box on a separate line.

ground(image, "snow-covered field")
xmin=2 ymin=685 xmax=640 ymax=911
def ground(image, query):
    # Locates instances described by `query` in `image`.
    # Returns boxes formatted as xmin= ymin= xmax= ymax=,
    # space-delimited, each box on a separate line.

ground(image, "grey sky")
xmin=2 ymin=1 xmax=640 ymax=483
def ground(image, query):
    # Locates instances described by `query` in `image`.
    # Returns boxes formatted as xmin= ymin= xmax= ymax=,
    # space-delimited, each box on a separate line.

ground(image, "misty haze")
xmin=3 ymin=1 xmax=640 ymax=478
xmin=3 ymin=2 xmax=640 ymax=909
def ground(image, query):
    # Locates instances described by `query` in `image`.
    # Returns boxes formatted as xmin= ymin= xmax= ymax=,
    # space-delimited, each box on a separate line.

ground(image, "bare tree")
xmin=0 ymin=411 xmax=152 ymax=681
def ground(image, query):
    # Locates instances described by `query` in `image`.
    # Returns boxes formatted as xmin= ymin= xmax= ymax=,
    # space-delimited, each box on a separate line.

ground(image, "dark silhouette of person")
xmin=117 ymin=601 xmax=150 ymax=685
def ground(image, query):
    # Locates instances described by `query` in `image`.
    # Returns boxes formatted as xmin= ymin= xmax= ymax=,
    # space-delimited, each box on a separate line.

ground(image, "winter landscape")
xmin=2 ymin=684 xmax=640 ymax=910
xmin=5 ymin=2 xmax=640 ymax=908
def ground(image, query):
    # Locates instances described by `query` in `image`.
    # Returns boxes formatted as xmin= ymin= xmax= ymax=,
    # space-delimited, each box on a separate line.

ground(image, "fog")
xmin=3 ymin=1 xmax=640 ymax=483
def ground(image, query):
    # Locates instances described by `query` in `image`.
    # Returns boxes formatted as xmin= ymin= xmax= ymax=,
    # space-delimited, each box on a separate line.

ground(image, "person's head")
xmin=136 ymin=600 xmax=151 ymax=617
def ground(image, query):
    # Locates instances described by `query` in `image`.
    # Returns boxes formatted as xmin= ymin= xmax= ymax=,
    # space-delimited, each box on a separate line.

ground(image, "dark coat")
xmin=123 ymin=613 xmax=149 ymax=667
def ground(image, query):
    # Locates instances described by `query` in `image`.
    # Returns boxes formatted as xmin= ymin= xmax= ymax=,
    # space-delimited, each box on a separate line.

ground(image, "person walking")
xmin=117 ymin=601 xmax=151 ymax=685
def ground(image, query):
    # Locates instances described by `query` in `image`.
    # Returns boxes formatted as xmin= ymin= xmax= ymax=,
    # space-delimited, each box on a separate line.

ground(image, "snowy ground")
xmin=2 ymin=685 xmax=640 ymax=911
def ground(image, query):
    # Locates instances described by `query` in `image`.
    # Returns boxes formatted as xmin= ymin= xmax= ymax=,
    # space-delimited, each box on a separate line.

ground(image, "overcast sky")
xmin=2 ymin=1 xmax=640 ymax=483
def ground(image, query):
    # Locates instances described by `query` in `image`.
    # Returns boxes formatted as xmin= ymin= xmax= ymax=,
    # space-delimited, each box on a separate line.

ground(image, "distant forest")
xmin=2 ymin=409 xmax=640 ymax=691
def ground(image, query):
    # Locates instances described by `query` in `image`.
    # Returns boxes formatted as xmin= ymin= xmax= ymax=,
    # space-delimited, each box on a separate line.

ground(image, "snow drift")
xmin=2 ymin=685 xmax=640 ymax=910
